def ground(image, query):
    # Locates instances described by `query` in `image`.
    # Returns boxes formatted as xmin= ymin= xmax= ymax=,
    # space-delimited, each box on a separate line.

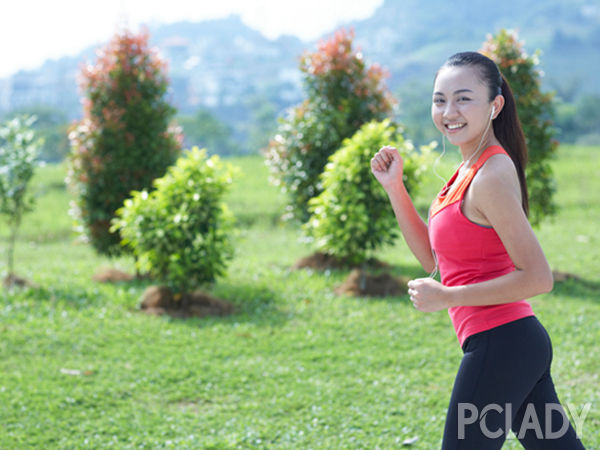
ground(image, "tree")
xmin=302 ymin=119 xmax=432 ymax=266
xmin=111 ymin=148 xmax=239 ymax=294
xmin=4 ymin=106 xmax=70 ymax=162
xmin=67 ymin=28 xmax=182 ymax=256
xmin=178 ymin=108 xmax=240 ymax=156
xmin=0 ymin=116 xmax=43 ymax=282
xmin=263 ymin=28 xmax=395 ymax=224
xmin=481 ymin=29 xmax=558 ymax=226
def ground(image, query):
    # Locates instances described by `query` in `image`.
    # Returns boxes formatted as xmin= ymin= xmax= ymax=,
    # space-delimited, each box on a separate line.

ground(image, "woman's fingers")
xmin=372 ymin=147 xmax=396 ymax=171
xmin=371 ymin=154 xmax=387 ymax=172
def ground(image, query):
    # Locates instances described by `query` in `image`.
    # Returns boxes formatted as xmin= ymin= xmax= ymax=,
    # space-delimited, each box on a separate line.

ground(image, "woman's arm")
xmin=448 ymin=155 xmax=553 ymax=306
xmin=408 ymin=155 xmax=553 ymax=311
xmin=371 ymin=146 xmax=436 ymax=273
xmin=385 ymin=183 xmax=436 ymax=273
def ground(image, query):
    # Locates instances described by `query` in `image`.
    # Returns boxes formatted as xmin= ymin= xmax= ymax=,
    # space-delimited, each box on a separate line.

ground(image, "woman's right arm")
xmin=371 ymin=146 xmax=436 ymax=273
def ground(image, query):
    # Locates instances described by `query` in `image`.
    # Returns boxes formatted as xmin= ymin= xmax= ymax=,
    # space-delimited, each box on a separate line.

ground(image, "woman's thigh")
xmin=441 ymin=317 xmax=551 ymax=450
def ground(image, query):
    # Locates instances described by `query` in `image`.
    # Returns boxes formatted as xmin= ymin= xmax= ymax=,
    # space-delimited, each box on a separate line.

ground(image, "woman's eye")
xmin=458 ymin=97 xmax=471 ymax=102
xmin=433 ymin=98 xmax=445 ymax=104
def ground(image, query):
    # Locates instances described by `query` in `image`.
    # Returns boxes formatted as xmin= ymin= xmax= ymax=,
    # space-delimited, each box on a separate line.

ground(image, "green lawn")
xmin=0 ymin=146 xmax=598 ymax=448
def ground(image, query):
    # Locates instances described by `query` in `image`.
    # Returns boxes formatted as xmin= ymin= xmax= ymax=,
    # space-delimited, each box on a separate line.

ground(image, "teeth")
xmin=447 ymin=123 xmax=465 ymax=130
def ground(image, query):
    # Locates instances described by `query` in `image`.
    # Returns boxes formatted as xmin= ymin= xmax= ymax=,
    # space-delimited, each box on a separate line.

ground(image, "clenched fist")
xmin=370 ymin=146 xmax=404 ymax=191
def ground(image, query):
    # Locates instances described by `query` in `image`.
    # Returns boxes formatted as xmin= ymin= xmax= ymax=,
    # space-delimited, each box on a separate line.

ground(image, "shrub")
xmin=302 ymin=119 xmax=433 ymax=266
xmin=111 ymin=148 xmax=239 ymax=294
xmin=67 ymin=28 xmax=182 ymax=256
xmin=481 ymin=29 xmax=558 ymax=226
xmin=263 ymin=28 xmax=395 ymax=224
xmin=0 ymin=116 xmax=43 ymax=279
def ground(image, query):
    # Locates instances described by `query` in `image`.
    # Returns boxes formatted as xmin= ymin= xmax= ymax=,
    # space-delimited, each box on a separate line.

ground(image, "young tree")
xmin=0 ymin=116 xmax=43 ymax=282
xmin=481 ymin=29 xmax=558 ymax=226
xmin=302 ymin=119 xmax=432 ymax=266
xmin=263 ymin=28 xmax=395 ymax=224
xmin=111 ymin=148 xmax=239 ymax=294
xmin=67 ymin=28 xmax=182 ymax=255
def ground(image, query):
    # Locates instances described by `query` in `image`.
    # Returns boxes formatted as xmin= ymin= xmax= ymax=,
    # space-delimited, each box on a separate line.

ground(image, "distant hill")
xmin=1 ymin=0 xmax=598 ymax=151
xmin=350 ymin=0 xmax=600 ymax=99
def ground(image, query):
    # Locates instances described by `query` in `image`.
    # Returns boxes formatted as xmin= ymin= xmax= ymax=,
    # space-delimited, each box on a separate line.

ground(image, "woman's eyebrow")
xmin=433 ymin=88 xmax=474 ymax=96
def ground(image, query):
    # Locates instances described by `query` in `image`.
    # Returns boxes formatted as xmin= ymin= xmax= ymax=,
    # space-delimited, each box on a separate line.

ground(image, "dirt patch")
xmin=292 ymin=251 xmax=391 ymax=271
xmin=3 ymin=274 xmax=39 ymax=289
xmin=92 ymin=268 xmax=151 ymax=283
xmin=334 ymin=268 xmax=409 ymax=298
xmin=552 ymin=270 xmax=583 ymax=283
xmin=139 ymin=285 xmax=234 ymax=318
xmin=93 ymin=268 xmax=135 ymax=283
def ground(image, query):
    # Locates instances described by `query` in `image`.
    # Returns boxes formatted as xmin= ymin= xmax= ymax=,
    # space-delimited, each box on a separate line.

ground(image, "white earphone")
xmin=490 ymin=106 xmax=496 ymax=120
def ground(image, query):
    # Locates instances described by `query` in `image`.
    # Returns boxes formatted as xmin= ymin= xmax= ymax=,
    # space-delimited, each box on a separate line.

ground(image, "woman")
xmin=370 ymin=52 xmax=586 ymax=449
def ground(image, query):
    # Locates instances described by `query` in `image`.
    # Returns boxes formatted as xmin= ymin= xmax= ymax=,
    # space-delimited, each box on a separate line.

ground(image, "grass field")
xmin=0 ymin=145 xmax=598 ymax=448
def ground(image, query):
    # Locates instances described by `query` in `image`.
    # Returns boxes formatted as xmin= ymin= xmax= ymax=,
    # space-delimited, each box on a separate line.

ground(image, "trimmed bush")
xmin=302 ymin=119 xmax=433 ymax=265
xmin=481 ymin=29 xmax=558 ymax=226
xmin=263 ymin=28 xmax=395 ymax=224
xmin=67 ymin=28 xmax=182 ymax=255
xmin=111 ymin=148 xmax=239 ymax=294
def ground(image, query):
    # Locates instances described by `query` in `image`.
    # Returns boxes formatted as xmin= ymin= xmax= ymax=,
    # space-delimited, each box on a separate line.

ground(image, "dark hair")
xmin=438 ymin=51 xmax=529 ymax=216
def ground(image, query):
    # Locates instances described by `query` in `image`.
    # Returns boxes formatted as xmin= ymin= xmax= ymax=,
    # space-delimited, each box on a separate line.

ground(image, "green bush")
xmin=67 ymin=28 xmax=182 ymax=256
xmin=481 ymin=29 xmax=558 ymax=226
xmin=0 ymin=115 xmax=43 ymax=278
xmin=302 ymin=119 xmax=433 ymax=265
xmin=264 ymin=28 xmax=394 ymax=224
xmin=111 ymin=148 xmax=239 ymax=294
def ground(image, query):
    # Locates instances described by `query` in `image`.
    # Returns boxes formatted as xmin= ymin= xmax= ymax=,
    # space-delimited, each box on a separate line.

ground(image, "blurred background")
xmin=1 ymin=0 xmax=599 ymax=162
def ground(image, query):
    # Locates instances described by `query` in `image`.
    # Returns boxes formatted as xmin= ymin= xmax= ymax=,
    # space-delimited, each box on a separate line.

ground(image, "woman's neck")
xmin=459 ymin=133 xmax=499 ymax=168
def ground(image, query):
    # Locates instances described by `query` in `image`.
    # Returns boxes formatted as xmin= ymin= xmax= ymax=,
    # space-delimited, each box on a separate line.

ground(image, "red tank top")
xmin=428 ymin=145 xmax=534 ymax=347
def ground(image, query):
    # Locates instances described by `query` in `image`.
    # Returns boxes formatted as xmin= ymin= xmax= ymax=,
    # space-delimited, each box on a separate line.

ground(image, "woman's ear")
xmin=492 ymin=95 xmax=505 ymax=119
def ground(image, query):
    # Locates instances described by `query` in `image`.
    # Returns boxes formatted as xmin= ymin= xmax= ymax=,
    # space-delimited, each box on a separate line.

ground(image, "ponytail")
xmin=493 ymin=75 xmax=529 ymax=216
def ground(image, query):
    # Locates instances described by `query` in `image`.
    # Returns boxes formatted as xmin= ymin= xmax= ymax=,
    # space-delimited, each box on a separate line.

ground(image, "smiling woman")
xmin=370 ymin=51 xmax=587 ymax=449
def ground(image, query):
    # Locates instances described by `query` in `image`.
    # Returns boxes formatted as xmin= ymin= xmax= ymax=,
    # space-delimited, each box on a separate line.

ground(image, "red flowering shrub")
xmin=67 ymin=28 xmax=182 ymax=255
xmin=481 ymin=29 xmax=558 ymax=226
xmin=263 ymin=28 xmax=395 ymax=223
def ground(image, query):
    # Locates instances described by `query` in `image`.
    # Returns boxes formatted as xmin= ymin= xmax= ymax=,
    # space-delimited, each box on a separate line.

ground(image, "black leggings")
xmin=441 ymin=316 xmax=586 ymax=449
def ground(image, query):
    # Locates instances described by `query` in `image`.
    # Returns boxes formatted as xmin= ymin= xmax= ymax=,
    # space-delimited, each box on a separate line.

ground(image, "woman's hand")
xmin=370 ymin=146 xmax=404 ymax=191
xmin=407 ymin=278 xmax=451 ymax=312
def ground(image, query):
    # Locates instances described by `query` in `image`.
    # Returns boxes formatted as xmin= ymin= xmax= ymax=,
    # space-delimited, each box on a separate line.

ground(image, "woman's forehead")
xmin=433 ymin=66 xmax=486 ymax=93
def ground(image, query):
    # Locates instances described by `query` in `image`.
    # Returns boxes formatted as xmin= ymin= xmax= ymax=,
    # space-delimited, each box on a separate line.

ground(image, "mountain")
xmin=349 ymin=0 xmax=600 ymax=98
xmin=1 ymin=0 xmax=598 ymax=151
xmin=0 ymin=15 xmax=306 ymax=122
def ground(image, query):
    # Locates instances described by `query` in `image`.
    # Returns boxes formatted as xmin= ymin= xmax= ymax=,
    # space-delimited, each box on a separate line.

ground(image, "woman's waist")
xmin=439 ymin=264 xmax=516 ymax=287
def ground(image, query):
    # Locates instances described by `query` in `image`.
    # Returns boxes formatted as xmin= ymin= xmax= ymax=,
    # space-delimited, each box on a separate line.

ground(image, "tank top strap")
xmin=429 ymin=146 xmax=508 ymax=219
xmin=472 ymin=145 xmax=508 ymax=171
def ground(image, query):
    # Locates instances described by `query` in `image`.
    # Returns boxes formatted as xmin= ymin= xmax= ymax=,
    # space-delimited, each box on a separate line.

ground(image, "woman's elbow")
xmin=538 ymin=268 xmax=554 ymax=294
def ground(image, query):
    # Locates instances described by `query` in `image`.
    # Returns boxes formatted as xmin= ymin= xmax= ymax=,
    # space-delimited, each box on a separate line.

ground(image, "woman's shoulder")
xmin=471 ymin=151 xmax=521 ymax=200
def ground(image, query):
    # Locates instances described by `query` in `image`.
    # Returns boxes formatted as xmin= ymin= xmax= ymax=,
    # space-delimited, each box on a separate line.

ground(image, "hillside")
xmin=0 ymin=0 xmax=598 ymax=151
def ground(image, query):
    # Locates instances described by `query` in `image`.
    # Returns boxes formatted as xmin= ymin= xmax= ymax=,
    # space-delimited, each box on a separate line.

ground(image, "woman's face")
xmin=431 ymin=65 xmax=495 ymax=150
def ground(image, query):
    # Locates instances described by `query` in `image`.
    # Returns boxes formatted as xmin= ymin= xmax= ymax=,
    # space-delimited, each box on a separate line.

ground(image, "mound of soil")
xmin=334 ymin=268 xmax=409 ymax=298
xmin=552 ymin=270 xmax=583 ymax=283
xmin=139 ymin=285 xmax=234 ymax=318
xmin=93 ymin=268 xmax=152 ymax=283
xmin=93 ymin=268 xmax=135 ymax=283
xmin=3 ymin=274 xmax=39 ymax=289
xmin=292 ymin=251 xmax=391 ymax=271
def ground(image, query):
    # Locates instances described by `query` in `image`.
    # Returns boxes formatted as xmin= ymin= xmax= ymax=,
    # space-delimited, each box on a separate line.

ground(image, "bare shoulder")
xmin=471 ymin=153 xmax=521 ymax=200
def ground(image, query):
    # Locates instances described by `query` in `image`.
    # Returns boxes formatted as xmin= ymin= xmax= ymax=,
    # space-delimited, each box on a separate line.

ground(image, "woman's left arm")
xmin=408 ymin=156 xmax=553 ymax=312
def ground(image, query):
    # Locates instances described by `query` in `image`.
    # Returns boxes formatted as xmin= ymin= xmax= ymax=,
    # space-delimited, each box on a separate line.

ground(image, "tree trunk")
xmin=7 ymin=216 xmax=20 ymax=278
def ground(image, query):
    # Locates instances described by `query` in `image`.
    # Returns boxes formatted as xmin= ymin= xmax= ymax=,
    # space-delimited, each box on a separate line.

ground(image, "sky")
xmin=1 ymin=0 xmax=384 ymax=78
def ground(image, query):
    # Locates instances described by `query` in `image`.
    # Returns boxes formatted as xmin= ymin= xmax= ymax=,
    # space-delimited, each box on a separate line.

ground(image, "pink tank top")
xmin=428 ymin=145 xmax=534 ymax=347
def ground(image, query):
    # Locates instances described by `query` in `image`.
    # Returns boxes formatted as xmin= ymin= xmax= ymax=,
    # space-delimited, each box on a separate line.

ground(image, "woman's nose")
xmin=443 ymin=101 xmax=458 ymax=118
